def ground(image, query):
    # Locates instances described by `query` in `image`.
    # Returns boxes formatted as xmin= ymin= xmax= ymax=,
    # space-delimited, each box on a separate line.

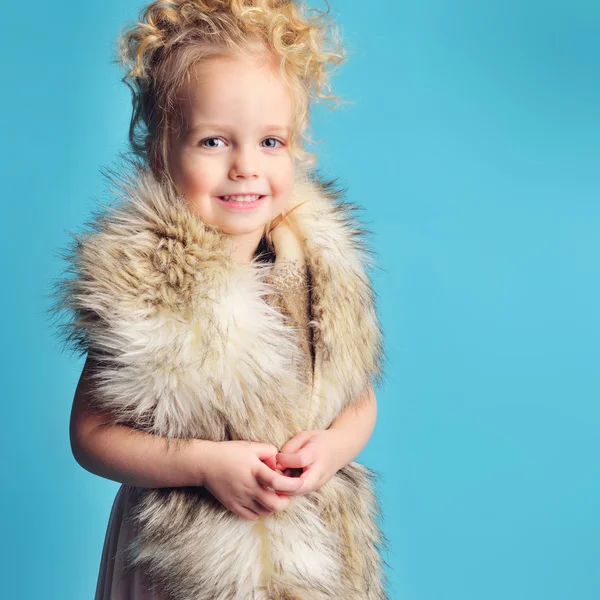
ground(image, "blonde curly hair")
xmin=115 ymin=0 xmax=346 ymax=185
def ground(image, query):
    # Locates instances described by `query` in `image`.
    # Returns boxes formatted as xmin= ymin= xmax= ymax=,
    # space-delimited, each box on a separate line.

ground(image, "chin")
xmin=219 ymin=224 xmax=266 ymax=237
xmin=216 ymin=209 xmax=287 ymax=237
xmin=214 ymin=214 xmax=270 ymax=236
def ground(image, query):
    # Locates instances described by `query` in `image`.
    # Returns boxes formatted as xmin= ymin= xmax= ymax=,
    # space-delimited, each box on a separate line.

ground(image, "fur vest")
xmin=52 ymin=158 xmax=389 ymax=600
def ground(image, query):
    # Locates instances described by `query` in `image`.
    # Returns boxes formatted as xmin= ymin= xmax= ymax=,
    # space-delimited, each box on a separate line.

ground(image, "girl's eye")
xmin=261 ymin=138 xmax=284 ymax=149
xmin=200 ymin=138 xmax=226 ymax=149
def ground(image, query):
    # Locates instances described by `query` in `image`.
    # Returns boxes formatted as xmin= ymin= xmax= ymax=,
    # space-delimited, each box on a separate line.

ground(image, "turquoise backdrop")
xmin=2 ymin=1 xmax=598 ymax=598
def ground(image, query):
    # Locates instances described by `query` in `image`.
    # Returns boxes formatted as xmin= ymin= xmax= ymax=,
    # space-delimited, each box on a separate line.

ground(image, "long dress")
xmin=94 ymin=254 xmax=314 ymax=600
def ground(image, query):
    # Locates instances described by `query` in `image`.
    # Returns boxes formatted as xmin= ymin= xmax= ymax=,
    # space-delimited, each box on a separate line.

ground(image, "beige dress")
xmin=94 ymin=256 xmax=313 ymax=600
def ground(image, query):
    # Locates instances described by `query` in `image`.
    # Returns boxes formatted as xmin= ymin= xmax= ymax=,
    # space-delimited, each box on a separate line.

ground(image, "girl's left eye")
xmin=261 ymin=138 xmax=283 ymax=149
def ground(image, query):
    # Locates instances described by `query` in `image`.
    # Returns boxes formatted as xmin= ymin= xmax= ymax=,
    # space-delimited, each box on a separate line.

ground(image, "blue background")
xmin=2 ymin=0 xmax=598 ymax=598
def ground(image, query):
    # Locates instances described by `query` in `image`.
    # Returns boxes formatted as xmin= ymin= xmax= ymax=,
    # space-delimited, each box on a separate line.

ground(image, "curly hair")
xmin=115 ymin=0 xmax=346 ymax=183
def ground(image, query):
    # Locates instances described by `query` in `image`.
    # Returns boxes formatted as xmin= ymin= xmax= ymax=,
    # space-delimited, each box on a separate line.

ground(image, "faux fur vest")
xmin=52 ymin=159 xmax=389 ymax=600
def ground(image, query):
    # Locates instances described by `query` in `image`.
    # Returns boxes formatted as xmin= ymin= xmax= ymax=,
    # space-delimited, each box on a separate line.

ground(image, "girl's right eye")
xmin=200 ymin=137 xmax=225 ymax=149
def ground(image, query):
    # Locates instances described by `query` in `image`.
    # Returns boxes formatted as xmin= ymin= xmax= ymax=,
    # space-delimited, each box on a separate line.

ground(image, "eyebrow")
xmin=188 ymin=124 xmax=290 ymax=135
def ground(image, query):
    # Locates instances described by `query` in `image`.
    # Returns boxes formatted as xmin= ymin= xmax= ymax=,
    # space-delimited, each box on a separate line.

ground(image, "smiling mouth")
xmin=218 ymin=194 xmax=266 ymax=203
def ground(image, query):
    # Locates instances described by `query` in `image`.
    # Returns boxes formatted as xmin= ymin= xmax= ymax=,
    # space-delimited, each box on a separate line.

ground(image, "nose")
xmin=228 ymin=145 xmax=259 ymax=180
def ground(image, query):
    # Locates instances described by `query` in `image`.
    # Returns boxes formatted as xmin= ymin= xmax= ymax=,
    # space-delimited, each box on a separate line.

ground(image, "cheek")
xmin=273 ymin=161 xmax=295 ymax=199
xmin=178 ymin=165 xmax=216 ymax=196
xmin=170 ymin=153 xmax=218 ymax=195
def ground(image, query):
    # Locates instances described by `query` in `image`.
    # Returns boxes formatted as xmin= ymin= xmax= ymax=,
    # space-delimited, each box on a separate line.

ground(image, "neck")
xmin=226 ymin=228 xmax=266 ymax=264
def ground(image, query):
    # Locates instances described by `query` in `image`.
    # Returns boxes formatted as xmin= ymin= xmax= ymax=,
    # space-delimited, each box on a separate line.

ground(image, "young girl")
xmin=53 ymin=1 xmax=388 ymax=598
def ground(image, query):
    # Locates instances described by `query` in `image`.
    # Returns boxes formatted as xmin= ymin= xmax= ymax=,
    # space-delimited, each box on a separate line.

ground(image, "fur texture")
xmin=52 ymin=158 xmax=389 ymax=599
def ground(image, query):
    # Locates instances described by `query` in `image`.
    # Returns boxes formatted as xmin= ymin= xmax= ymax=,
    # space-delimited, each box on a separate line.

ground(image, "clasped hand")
xmin=200 ymin=430 xmax=342 ymax=521
xmin=265 ymin=429 xmax=342 ymax=496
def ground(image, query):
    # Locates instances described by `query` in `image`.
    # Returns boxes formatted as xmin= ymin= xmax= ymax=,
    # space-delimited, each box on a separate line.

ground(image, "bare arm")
xmin=326 ymin=383 xmax=378 ymax=470
xmin=70 ymin=354 xmax=305 ymax=520
xmin=70 ymin=354 xmax=214 ymax=489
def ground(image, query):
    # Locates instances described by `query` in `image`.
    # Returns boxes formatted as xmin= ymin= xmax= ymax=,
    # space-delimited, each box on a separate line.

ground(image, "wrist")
xmin=184 ymin=438 xmax=218 ymax=487
xmin=325 ymin=428 xmax=351 ymax=473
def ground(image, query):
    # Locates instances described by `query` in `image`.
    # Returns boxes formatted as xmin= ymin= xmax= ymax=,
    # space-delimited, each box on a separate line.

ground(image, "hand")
xmin=275 ymin=430 xmax=342 ymax=496
xmin=201 ymin=440 xmax=304 ymax=521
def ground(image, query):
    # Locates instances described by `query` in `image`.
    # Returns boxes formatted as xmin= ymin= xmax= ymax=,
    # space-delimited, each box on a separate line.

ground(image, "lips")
xmin=218 ymin=194 xmax=266 ymax=202
xmin=216 ymin=195 xmax=266 ymax=210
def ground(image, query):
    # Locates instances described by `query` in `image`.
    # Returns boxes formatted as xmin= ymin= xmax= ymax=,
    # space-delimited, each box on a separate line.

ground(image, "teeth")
xmin=221 ymin=194 xmax=261 ymax=202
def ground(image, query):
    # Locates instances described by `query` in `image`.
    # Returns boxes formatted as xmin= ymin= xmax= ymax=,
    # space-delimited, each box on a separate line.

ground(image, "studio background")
xmin=2 ymin=1 xmax=598 ymax=599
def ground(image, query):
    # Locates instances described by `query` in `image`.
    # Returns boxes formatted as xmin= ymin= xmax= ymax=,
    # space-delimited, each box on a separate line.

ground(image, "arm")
xmin=326 ymin=382 xmax=378 ymax=471
xmin=70 ymin=354 xmax=214 ymax=489
xmin=71 ymin=354 xmax=304 ymax=520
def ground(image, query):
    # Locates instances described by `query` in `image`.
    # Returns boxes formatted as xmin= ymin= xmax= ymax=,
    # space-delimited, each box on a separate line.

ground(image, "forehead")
xmin=176 ymin=54 xmax=293 ymax=134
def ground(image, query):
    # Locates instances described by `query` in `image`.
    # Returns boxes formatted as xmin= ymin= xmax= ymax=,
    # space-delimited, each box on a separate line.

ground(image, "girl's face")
xmin=167 ymin=52 xmax=295 ymax=262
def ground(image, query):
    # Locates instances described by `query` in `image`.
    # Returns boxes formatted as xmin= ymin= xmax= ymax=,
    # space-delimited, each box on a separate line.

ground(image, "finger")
xmin=256 ymin=464 xmax=304 ymax=492
xmin=297 ymin=466 xmax=318 ymax=489
xmin=251 ymin=442 xmax=278 ymax=461
xmin=280 ymin=431 xmax=315 ymax=454
xmin=277 ymin=448 xmax=314 ymax=470
xmin=286 ymin=464 xmax=321 ymax=496
xmin=249 ymin=498 xmax=273 ymax=516
xmin=255 ymin=488 xmax=289 ymax=513
xmin=281 ymin=474 xmax=307 ymax=496
xmin=238 ymin=505 xmax=261 ymax=521
xmin=262 ymin=455 xmax=278 ymax=471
